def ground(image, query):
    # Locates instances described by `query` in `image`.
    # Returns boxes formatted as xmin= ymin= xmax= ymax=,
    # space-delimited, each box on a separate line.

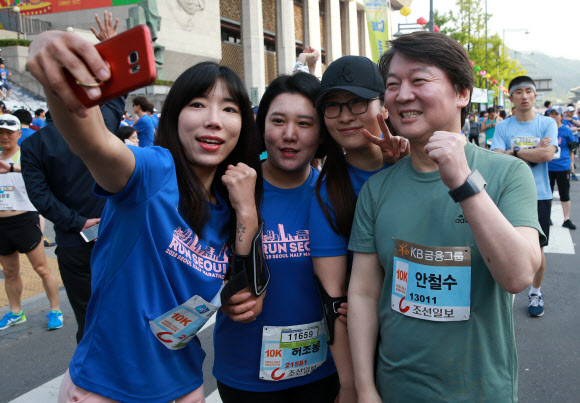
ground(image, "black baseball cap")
xmin=314 ymin=56 xmax=385 ymax=107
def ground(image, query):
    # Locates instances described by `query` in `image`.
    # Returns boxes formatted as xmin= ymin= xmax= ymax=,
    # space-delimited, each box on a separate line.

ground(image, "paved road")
xmin=1 ymin=185 xmax=579 ymax=402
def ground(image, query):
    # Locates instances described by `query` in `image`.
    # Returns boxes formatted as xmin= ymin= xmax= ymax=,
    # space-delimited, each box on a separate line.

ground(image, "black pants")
xmin=469 ymin=134 xmax=479 ymax=146
xmin=55 ymin=243 xmax=94 ymax=344
xmin=217 ymin=373 xmax=340 ymax=403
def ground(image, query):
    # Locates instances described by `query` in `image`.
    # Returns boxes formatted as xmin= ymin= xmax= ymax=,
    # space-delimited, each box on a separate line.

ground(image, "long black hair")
xmin=156 ymin=62 xmax=262 ymax=240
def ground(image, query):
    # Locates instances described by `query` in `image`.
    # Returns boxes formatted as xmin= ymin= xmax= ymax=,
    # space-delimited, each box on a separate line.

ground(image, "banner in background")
xmin=365 ymin=0 xmax=389 ymax=63
xmin=0 ymin=1 xmax=142 ymax=16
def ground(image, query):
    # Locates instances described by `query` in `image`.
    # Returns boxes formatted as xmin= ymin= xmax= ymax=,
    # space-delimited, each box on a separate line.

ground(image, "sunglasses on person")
xmin=0 ymin=119 xmax=18 ymax=126
xmin=321 ymin=96 xmax=381 ymax=119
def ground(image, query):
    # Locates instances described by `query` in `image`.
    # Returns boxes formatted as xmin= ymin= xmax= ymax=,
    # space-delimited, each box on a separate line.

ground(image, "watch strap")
xmin=448 ymin=169 xmax=487 ymax=203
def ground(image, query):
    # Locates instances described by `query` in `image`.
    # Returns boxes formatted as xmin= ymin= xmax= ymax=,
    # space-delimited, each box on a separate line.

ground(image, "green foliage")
xmin=153 ymin=78 xmax=173 ymax=86
xmin=435 ymin=0 xmax=526 ymax=105
xmin=0 ymin=39 xmax=32 ymax=47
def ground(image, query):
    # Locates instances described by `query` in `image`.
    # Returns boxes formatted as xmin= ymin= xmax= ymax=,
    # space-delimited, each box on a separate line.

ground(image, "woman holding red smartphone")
xmin=27 ymin=31 xmax=264 ymax=403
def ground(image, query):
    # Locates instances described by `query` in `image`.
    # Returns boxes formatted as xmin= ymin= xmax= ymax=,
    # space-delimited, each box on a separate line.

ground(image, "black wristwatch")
xmin=448 ymin=170 xmax=487 ymax=203
xmin=513 ymin=146 xmax=520 ymax=159
xmin=9 ymin=162 xmax=14 ymax=172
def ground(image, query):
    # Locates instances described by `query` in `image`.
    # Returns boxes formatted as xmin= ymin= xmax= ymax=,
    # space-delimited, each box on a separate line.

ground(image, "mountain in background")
xmin=510 ymin=50 xmax=580 ymax=105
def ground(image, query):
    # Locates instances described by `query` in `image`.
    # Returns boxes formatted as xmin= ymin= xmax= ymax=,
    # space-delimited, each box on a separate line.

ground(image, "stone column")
xmin=345 ymin=0 xmax=359 ymax=56
xmin=303 ymin=0 xmax=322 ymax=77
xmin=276 ymin=0 xmax=296 ymax=75
xmin=242 ymin=0 xmax=266 ymax=105
xmin=326 ymin=0 xmax=342 ymax=63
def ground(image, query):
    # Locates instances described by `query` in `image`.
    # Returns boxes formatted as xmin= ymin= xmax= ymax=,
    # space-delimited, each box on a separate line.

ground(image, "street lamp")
xmin=503 ymin=28 xmax=530 ymax=58
xmin=13 ymin=6 xmax=21 ymax=41
xmin=393 ymin=23 xmax=426 ymax=38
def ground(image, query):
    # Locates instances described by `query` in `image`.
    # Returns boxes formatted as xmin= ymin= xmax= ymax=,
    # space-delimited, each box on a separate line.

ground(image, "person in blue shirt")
xmin=491 ymin=75 xmax=558 ymax=317
xmin=562 ymin=105 xmax=580 ymax=181
xmin=215 ymin=72 xmax=343 ymax=403
xmin=32 ymin=109 xmax=46 ymax=128
xmin=131 ymin=95 xmax=156 ymax=147
xmin=547 ymin=106 xmax=577 ymax=229
xmin=27 ymin=30 xmax=264 ymax=402
xmin=309 ymin=56 xmax=408 ymax=402
xmin=12 ymin=109 xmax=36 ymax=146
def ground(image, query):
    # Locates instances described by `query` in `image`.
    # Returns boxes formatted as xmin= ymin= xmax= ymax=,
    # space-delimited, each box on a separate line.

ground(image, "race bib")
xmin=0 ymin=186 xmax=15 ymax=209
xmin=149 ymin=293 xmax=219 ymax=350
xmin=260 ymin=321 xmax=327 ymax=381
xmin=391 ymin=239 xmax=471 ymax=322
xmin=511 ymin=136 xmax=541 ymax=149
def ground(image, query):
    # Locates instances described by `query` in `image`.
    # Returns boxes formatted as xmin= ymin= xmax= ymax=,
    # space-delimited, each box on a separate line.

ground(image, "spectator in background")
xmin=13 ymin=109 xmax=35 ymax=146
xmin=120 ymin=111 xmax=132 ymax=127
xmin=0 ymin=114 xmax=63 ymax=332
xmin=131 ymin=96 xmax=155 ymax=147
xmin=482 ymin=106 xmax=502 ymax=149
xmin=32 ymin=109 xmax=46 ymax=128
xmin=547 ymin=106 xmax=576 ymax=230
xmin=465 ymin=113 xmax=481 ymax=146
xmin=499 ymin=109 xmax=507 ymax=120
xmin=146 ymin=103 xmax=159 ymax=131
xmin=544 ymin=100 xmax=552 ymax=116
xmin=0 ymin=63 xmax=11 ymax=99
xmin=116 ymin=125 xmax=139 ymax=147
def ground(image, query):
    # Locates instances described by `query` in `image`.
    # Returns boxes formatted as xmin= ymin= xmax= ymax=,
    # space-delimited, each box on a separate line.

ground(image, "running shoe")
xmin=528 ymin=294 xmax=544 ymax=317
xmin=46 ymin=310 xmax=63 ymax=330
xmin=43 ymin=237 xmax=56 ymax=247
xmin=572 ymin=173 xmax=579 ymax=182
xmin=0 ymin=311 xmax=27 ymax=330
xmin=563 ymin=219 xmax=577 ymax=230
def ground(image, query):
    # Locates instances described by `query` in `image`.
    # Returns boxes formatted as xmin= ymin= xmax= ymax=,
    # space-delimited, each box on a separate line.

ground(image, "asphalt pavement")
xmin=1 ymin=182 xmax=579 ymax=402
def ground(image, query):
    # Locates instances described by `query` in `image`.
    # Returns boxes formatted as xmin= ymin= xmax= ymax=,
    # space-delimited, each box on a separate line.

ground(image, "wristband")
xmin=9 ymin=162 xmax=14 ymax=172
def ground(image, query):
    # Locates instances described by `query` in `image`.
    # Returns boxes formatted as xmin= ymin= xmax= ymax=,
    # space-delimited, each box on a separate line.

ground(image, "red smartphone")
xmin=68 ymin=25 xmax=157 ymax=108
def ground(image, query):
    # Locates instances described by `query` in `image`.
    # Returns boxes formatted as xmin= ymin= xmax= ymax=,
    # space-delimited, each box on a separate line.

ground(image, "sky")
xmin=391 ymin=0 xmax=578 ymax=60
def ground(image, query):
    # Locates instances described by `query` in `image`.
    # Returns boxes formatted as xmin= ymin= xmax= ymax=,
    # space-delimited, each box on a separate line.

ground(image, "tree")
xmin=435 ymin=0 xmax=526 ymax=105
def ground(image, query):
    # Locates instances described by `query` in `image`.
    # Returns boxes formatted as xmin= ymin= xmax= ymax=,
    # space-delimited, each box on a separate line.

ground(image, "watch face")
xmin=469 ymin=170 xmax=487 ymax=190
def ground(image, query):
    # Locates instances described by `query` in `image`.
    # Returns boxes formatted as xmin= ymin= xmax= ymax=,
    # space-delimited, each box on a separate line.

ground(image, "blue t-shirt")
xmin=151 ymin=113 xmax=159 ymax=129
xmin=548 ymin=125 xmax=575 ymax=172
xmin=309 ymin=162 xmax=389 ymax=258
xmin=213 ymin=168 xmax=337 ymax=391
xmin=562 ymin=117 xmax=579 ymax=142
xmin=69 ymin=146 xmax=230 ymax=402
xmin=18 ymin=127 xmax=35 ymax=146
xmin=134 ymin=114 xmax=156 ymax=147
xmin=491 ymin=114 xmax=558 ymax=200
xmin=32 ymin=117 xmax=46 ymax=128
xmin=0 ymin=68 xmax=8 ymax=84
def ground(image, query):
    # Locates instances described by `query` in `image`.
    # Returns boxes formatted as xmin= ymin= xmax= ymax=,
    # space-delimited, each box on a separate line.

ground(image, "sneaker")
xmin=43 ymin=237 xmax=56 ymax=247
xmin=0 ymin=311 xmax=27 ymax=330
xmin=528 ymin=294 xmax=544 ymax=317
xmin=572 ymin=173 xmax=579 ymax=182
xmin=46 ymin=310 xmax=63 ymax=330
xmin=563 ymin=219 xmax=577 ymax=230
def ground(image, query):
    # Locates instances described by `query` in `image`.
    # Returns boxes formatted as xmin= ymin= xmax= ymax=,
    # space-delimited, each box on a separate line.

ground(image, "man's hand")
xmin=82 ymin=218 xmax=101 ymax=231
xmin=424 ymin=131 xmax=471 ymax=190
xmin=362 ymin=113 xmax=410 ymax=164
xmin=90 ymin=11 xmax=119 ymax=42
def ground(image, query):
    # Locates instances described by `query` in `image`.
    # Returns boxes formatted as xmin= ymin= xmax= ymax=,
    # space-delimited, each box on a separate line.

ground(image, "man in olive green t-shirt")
xmin=347 ymin=31 xmax=544 ymax=402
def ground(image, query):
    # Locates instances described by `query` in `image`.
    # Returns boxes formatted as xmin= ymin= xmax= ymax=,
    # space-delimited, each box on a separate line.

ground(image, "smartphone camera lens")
xmin=128 ymin=51 xmax=139 ymax=65
xmin=130 ymin=64 xmax=141 ymax=74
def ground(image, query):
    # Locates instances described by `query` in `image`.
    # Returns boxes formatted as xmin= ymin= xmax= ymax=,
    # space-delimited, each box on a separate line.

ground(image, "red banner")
xmin=0 ymin=1 xmax=141 ymax=16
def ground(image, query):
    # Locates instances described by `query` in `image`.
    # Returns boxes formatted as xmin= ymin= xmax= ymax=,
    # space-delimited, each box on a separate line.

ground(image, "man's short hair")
xmin=378 ymin=31 xmax=474 ymax=124
xmin=487 ymin=107 xmax=496 ymax=113
xmin=508 ymin=76 xmax=536 ymax=93
xmin=132 ymin=96 xmax=149 ymax=110
xmin=544 ymin=100 xmax=551 ymax=108
xmin=12 ymin=109 xmax=33 ymax=125
xmin=34 ymin=108 xmax=44 ymax=117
